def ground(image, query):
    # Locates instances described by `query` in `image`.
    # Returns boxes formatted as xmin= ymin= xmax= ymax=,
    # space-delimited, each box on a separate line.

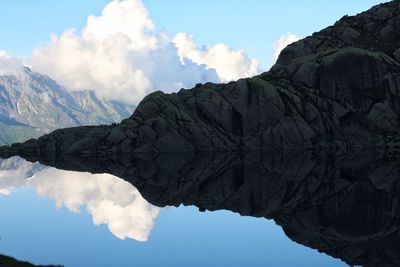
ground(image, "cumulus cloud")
xmin=272 ymin=33 xmax=301 ymax=60
xmin=0 ymin=51 xmax=27 ymax=78
xmin=28 ymin=0 xmax=259 ymax=104
xmin=0 ymin=156 xmax=160 ymax=241
xmin=30 ymin=30 xmax=154 ymax=104
xmin=29 ymin=169 xmax=160 ymax=241
xmin=83 ymin=0 xmax=157 ymax=49
xmin=173 ymin=33 xmax=260 ymax=82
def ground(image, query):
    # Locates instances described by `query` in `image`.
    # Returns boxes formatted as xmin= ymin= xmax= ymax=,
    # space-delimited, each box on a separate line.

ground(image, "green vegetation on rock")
xmin=0 ymin=122 xmax=43 ymax=146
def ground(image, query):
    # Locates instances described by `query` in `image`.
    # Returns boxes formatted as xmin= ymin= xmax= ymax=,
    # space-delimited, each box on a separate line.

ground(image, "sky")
xmin=0 ymin=0 xmax=388 ymax=104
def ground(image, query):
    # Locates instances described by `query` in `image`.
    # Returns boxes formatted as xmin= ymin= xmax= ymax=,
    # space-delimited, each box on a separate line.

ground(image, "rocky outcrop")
xmin=7 ymin=149 xmax=400 ymax=267
xmin=0 ymin=254 xmax=62 ymax=267
xmin=275 ymin=1 xmax=400 ymax=67
xmin=1 ymin=1 xmax=400 ymax=154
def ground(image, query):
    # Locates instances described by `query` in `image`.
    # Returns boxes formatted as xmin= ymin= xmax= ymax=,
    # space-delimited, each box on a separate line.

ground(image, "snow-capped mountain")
xmin=0 ymin=67 xmax=135 ymax=144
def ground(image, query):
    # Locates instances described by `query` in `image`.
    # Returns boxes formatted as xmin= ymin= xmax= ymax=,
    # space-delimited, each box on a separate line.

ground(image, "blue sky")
xmin=0 ymin=0 xmax=385 ymax=65
xmin=143 ymin=0 xmax=386 ymax=68
xmin=0 ymin=0 xmax=387 ymax=104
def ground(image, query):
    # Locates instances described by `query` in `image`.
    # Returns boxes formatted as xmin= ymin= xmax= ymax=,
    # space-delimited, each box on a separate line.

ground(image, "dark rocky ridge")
xmin=1 ymin=1 xmax=400 ymax=155
xmin=0 ymin=254 xmax=62 ymax=267
xmin=7 ymin=150 xmax=400 ymax=267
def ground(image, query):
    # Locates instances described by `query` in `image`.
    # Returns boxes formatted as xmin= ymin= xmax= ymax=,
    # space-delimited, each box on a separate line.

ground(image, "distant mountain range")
xmin=0 ymin=67 xmax=134 ymax=145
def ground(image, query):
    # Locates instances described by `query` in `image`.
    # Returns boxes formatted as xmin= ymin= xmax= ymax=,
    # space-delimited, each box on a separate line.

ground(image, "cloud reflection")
xmin=0 ymin=157 xmax=160 ymax=241
xmin=0 ymin=157 xmax=44 ymax=195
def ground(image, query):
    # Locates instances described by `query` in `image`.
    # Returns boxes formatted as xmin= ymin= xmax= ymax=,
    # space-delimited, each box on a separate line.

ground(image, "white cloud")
xmin=0 ymin=51 xmax=27 ymax=78
xmin=30 ymin=29 xmax=154 ymax=104
xmin=0 ymin=156 xmax=160 ymax=241
xmin=27 ymin=0 xmax=259 ymax=104
xmin=83 ymin=0 xmax=157 ymax=49
xmin=272 ymin=33 xmax=301 ymax=60
xmin=0 ymin=157 xmax=44 ymax=195
xmin=29 ymin=169 xmax=160 ymax=241
xmin=173 ymin=33 xmax=260 ymax=82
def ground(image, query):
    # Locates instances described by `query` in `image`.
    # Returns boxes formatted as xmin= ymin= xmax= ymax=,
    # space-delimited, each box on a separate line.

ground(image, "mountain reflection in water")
xmin=1 ymin=150 xmax=399 ymax=267
xmin=0 ymin=157 xmax=159 ymax=241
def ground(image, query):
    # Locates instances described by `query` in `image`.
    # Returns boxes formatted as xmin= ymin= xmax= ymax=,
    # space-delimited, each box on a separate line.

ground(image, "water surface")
xmin=0 ymin=151 xmax=396 ymax=266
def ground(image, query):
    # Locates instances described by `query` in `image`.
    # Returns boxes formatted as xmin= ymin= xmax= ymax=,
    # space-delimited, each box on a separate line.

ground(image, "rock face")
xmin=8 ymin=149 xmax=400 ymax=267
xmin=1 ymin=1 xmax=399 ymax=154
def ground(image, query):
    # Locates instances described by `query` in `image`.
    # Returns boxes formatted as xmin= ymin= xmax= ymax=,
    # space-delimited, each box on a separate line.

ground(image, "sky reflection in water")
xmin=0 ymin=157 xmax=346 ymax=267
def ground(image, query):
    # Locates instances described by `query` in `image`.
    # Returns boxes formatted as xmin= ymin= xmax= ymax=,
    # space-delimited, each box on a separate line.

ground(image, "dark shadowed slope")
xmin=1 ymin=1 xmax=400 ymax=155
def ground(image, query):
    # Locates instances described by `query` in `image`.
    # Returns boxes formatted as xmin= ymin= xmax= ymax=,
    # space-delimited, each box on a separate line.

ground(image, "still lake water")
xmin=0 ymin=151 xmax=394 ymax=266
